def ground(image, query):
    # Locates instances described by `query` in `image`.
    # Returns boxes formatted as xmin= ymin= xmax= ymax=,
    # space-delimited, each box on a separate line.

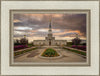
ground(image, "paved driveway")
xmin=14 ymin=46 xmax=86 ymax=63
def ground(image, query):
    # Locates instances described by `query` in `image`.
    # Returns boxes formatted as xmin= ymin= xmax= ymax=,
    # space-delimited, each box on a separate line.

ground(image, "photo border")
xmin=10 ymin=10 xmax=90 ymax=66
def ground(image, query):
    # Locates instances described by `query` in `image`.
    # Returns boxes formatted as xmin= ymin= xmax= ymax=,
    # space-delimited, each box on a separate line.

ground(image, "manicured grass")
xmin=63 ymin=47 xmax=86 ymax=56
xmin=42 ymin=48 xmax=59 ymax=57
xmin=27 ymin=44 xmax=34 ymax=47
xmin=14 ymin=47 xmax=37 ymax=56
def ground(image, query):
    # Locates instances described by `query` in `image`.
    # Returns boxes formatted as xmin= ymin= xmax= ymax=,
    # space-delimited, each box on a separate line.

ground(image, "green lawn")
xmin=42 ymin=48 xmax=59 ymax=57
xmin=28 ymin=44 xmax=34 ymax=47
xmin=14 ymin=47 xmax=37 ymax=56
xmin=63 ymin=47 xmax=86 ymax=56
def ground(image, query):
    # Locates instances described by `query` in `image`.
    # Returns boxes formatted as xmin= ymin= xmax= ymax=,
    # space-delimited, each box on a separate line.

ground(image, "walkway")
xmin=14 ymin=46 xmax=86 ymax=63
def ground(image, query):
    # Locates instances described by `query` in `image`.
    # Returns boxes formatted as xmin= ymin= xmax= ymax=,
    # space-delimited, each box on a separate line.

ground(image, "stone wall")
xmin=33 ymin=40 xmax=67 ymax=46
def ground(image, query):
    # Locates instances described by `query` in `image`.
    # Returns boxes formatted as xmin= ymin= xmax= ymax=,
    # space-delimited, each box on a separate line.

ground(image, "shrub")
xmin=14 ymin=45 xmax=28 ymax=51
xmin=72 ymin=45 xmax=86 ymax=51
xmin=72 ymin=37 xmax=81 ymax=45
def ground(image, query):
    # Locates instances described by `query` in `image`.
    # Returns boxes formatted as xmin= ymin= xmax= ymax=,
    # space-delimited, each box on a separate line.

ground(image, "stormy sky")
xmin=13 ymin=13 xmax=86 ymax=42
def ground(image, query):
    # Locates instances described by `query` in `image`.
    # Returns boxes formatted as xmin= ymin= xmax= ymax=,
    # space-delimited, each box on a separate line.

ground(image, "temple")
xmin=33 ymin=19 xmax=67 ymax=46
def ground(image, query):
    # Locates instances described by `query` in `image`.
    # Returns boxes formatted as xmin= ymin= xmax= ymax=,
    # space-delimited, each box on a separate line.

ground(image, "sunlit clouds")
xmin=14 ymin=27 xmax=32 ymax=30
xmin=13 ymin=13 xmax=86 ymax=42
xmin=13 ymin=19 xmax=22 ymax=23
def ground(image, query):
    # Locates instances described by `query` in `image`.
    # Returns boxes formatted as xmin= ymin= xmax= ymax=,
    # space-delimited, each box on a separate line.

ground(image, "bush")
xmin=72 ymin=45 xmax=86 ymax=51
xmin=14 ymin=43 xmax=22 ymax=45
xmin=72 ymin=37 xmax=81 ymax=45
xmin=14 ymin=45 xmax=28 ymax=51
xmin=82 ymin=43 xmax=86 ymax=46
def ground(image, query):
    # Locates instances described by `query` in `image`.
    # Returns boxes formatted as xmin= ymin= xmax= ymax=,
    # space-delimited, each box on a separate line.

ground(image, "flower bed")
xmin=72 ymin=45 xmax=86 ymax=51
xmin=14 ymin=45 xmax=28 ymax=51
xmin=42 ymin=48 xmax=59 ymax=57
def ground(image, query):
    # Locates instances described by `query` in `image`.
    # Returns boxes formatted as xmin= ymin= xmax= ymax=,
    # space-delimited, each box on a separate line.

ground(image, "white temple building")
xmin=33 ymin=20 xmax=67 ymax=46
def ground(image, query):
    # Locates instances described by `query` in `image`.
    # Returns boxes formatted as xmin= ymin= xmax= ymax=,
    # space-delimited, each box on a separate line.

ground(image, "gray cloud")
xmin=14 ymin=13 xmax=86 ymax=38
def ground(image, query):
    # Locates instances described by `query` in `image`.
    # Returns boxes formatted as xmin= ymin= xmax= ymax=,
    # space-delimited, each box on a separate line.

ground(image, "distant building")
xmin=33 ymin=19 xmax=67 ymax=46
xmin=80 ymin=40 xmax=86 ymax=44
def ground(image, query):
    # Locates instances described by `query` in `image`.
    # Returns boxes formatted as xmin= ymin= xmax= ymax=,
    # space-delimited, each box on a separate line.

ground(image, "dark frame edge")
xmin=10 ymin=9 xmax=90 ymax=67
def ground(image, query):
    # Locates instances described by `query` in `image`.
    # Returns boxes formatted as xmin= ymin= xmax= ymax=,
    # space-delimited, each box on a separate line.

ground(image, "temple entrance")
xmin=49 ymin=41 xmax=51 ymax=46
xmin=49 ymin=39 xmax=51 ymax=46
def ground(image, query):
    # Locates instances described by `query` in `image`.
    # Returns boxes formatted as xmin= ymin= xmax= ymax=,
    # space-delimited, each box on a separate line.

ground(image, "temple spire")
xmin=49 ymin=16 xmax=52 ymax=29
xmin=48 ymin=16 xmax=52 ymax=34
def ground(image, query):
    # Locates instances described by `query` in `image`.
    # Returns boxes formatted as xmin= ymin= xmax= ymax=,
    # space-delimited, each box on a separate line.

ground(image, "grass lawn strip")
xmin=14 ymin=47 xmax=37 ymax=56
xmin=63 ymin=47 xmax=86 ymax=56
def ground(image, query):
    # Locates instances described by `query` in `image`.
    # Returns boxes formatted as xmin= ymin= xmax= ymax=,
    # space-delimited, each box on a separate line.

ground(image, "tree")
xmin=20 ymin=35 xmax=28 ymax=45
xmin=20 ymin=38 xmax=28 ymax=45
xmin=72 ymin=34 xmax=81 ymax=45
xmin=14 ymin=39 xmax=21 ymax=45
xmin=72 ymin=38 xmax=81 ymax=45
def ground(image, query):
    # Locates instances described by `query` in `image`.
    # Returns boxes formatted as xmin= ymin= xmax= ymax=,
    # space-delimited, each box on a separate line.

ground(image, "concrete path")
xmin=14 ymin=46 xmax=86 ymax=63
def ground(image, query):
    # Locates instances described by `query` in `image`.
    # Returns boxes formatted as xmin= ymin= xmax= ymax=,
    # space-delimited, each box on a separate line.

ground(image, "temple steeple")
xmin=47 ymin=17 xmax=53 ymax=46
xmin=48 ymin=18 xmax=52 ymax=34
xmin=34 ymin=15 xmax=67 ymax=46
xmin=49 ymin=19 xmax=51 ymax=28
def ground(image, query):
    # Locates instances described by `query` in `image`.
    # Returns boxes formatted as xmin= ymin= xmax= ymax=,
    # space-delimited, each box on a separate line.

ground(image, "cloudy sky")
xmin=13 ymin=13 xmax=86 ymax=42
